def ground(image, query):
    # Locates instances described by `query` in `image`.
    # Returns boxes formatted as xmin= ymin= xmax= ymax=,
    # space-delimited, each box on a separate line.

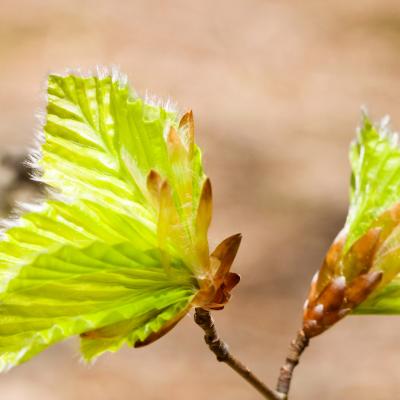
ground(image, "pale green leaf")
xmin=0 ymin=70 xmax=211 ymax=370
xmin=345 ymin=114 xmax=400 ymax=252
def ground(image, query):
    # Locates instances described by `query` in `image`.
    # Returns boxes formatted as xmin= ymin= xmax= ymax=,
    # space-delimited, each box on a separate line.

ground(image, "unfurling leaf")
xmin=304 ymin=114 xmax=400 ymax=337
xmin=0 ymin=69 xmax=241 ymax=371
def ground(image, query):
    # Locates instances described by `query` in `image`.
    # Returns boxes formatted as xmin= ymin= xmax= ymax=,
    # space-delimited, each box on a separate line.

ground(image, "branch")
xmin=194 ymin=308 xmax=284 ymax=400
xmin=276 ymin=330 xmax=309 ymax=398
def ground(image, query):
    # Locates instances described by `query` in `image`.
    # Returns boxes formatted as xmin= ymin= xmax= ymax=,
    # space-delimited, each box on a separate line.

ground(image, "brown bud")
xmin=345 ymin=270 xmax=383 ymax=308
xmin=211 ymin=233 xmax=242 ymax=281
xmin=343 ymin=227 xmax=381 ymax=281
xmin=314 ymin=230 xmax=346 ymax=297
xmin=317 ymin=276 xmax=346 ymax=313
xmin=303 ymin=276 xmax=346 ymax=338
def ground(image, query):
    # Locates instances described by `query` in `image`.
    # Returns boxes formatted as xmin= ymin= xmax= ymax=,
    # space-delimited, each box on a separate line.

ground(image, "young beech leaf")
xmin=0 ymin=69 xmax=241 ymax=371
xmin=303 ymin=114 xmax=400 ymax=337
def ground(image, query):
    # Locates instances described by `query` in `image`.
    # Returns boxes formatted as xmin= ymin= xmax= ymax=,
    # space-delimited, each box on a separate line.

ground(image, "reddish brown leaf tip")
xmin=147 ymin=169 xmax=160 ymax=184
xmin=225 ymin=272 xmax=241 ymax=291
xmin=211 ymin=233 xmax=242 ymax=280
xmin=201 ymin=178 xmax=212 ymax=204
xmin=196 ymin=178 xmax=213 ymax=235
xmin=179 ymin=110 xmax=194 ymax=128
xmin=211 ymin=233 xmax=242 ymax=258
xmin=146 ymin=169 xmax=162 ymax=199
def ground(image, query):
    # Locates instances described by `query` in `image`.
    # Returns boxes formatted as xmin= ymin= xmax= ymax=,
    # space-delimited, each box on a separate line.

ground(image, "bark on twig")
xmin=194 ymin=308 xmax=284 ymax=400
xmin=276 ymin=330 xmax=309 ymax=398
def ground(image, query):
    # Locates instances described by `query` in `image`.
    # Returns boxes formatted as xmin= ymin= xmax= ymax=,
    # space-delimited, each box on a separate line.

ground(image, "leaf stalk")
xmin=194 ymin=308 xmax=284 ymax=400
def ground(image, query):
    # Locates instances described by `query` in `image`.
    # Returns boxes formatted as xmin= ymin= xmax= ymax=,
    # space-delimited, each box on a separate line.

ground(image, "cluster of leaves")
xmin=304 ymin=115 xmax=400 ymax=336
xmin=0 ymin=70 xmax=240 ymax=371
xmin=1 ymin=68 xmax=400 ymax=378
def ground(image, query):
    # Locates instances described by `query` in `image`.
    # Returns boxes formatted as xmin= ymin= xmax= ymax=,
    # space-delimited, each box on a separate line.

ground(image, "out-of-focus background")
xmin=1 ymin=0 xmax=400 ymax=399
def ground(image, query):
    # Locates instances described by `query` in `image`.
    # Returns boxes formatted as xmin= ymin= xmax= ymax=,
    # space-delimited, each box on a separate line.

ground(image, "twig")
xmin=276 ymin=330 xmax=309 ymax=399
xmin=194 ymin=308 xmax=284 ymax=400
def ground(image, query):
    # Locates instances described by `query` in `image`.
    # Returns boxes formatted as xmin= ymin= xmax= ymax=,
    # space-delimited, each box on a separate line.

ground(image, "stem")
xmin=276 ymin=330 xmax=309 ymax=399
xmin=194 ymin=308 xmax=284 ymax=400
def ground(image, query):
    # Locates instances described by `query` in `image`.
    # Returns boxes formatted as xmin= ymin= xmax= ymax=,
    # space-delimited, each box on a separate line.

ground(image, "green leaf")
xmin=42 ymin=72 xmax=207 ymax=268
xmin=344 ymin=114 xmax=400 ymax=252
xmin=0 ymin=69 xmax=241 ymax=370
xmin=0 ymin=220 xmax=195 ymax=369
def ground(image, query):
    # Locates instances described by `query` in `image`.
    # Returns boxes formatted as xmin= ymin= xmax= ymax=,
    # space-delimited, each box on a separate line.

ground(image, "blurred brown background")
xmin=1 ymin=0 xmax=400 ymax=399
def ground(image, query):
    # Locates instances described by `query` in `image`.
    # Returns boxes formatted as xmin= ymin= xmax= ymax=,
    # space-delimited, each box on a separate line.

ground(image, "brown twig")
xmin=276 ymin=330 xmax=309 ymax=399
xmin=194 ymin=308 xmax=284 ymax=400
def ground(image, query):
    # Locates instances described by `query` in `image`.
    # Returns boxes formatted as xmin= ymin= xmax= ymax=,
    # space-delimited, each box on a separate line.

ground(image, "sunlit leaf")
xmin=0 ymin=69 xmax=241 ymax=371
xmin=346 ymin=114 xmax=400 ymax=252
